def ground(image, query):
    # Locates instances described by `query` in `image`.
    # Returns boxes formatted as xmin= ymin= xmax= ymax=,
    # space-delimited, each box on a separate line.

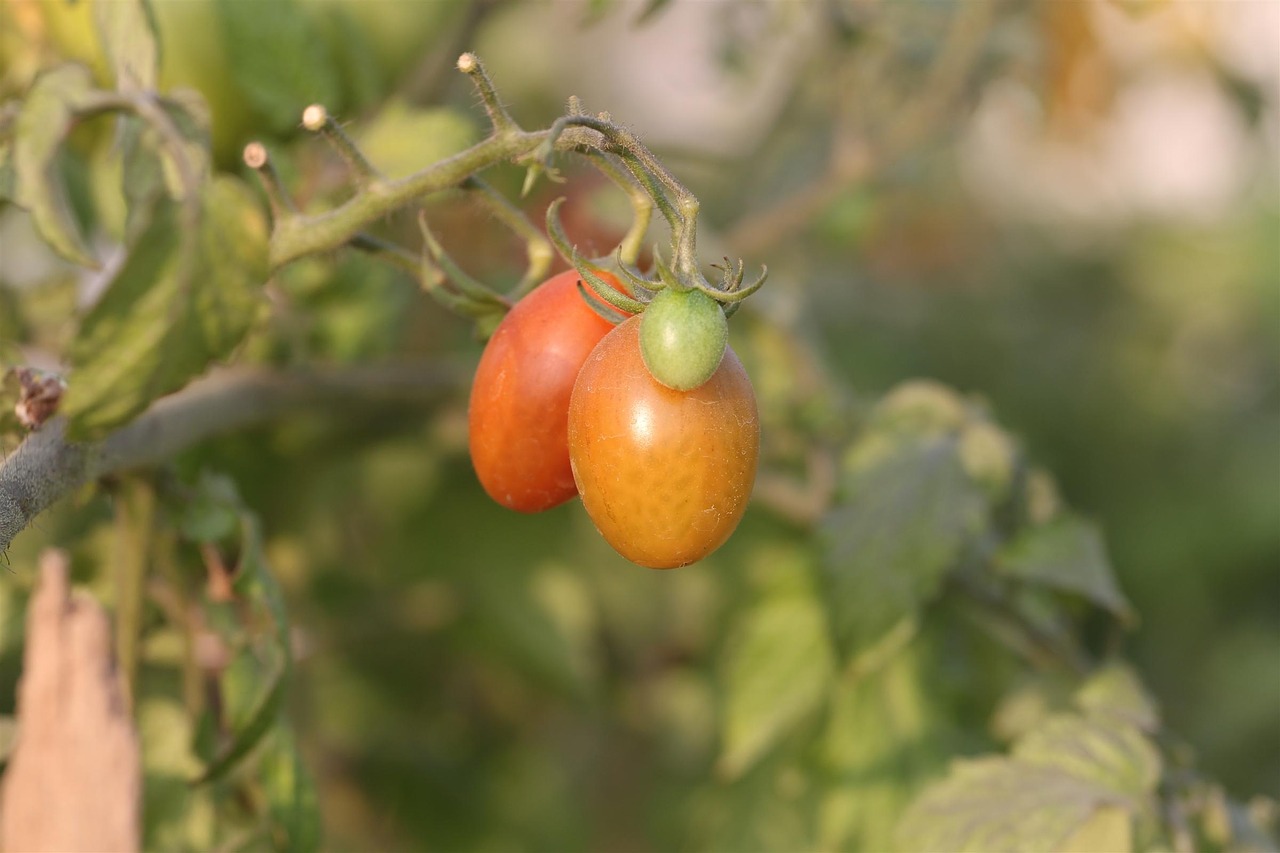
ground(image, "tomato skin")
xmin=568 ymin=316 xmax=759 ymax=568
xmin=468 ymin=270 xmax=620 ymax=512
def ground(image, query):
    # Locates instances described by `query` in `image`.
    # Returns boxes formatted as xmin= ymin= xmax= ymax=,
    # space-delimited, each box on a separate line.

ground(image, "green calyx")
xmin=639 ymin=288 xmax=728 ymax=392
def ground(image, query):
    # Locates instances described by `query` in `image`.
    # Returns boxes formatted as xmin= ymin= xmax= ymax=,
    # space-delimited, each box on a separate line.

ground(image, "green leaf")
xmin=820 ymin=435 xmax=986 ymax=668
xmin=215 ymin=0 xmax=340 ymax=134
xmin=233 ymin=513 xmax=291 ymax=656
xmin=117 ymin=116 xmax=164 ymax=241
xmin=200 ymin=663 xmax=286 ymax=784
xmin=179 ymin=470 xmax=243 ymax=544
xmin=152 ymin=91 xmax=212 ymax=200
xmin=63 ymin=176 xmax=266 ymax=437
xmin=117 ymin=91 xmax=211 ymax=242
xmin=260 ymin=725 xmax=321 ymax=853
xmin=717 ymin=567 xmax=834 ymax=780
xmin=994 ymin=515 xmax=1134 ymax=622
xmin=870 ymin=379 xmax=970 ymax=436
xmin=897 ymin=713 xmax=1160 ymax=853
xmin=139 ymin=697 xmax=216 ymax=850
xmin=13 ymin=64 xmax=98 ymax=268
xmin=686 ymin=756 xmax=820 ymax=853
xmin=67 ymin=198 xmax=183 ymax=429
xmin=198 ymin=513 xmax=291 ymax=784
xmin=467 ymin=569 xmax=589 ymax=698
xmin=0 ymin=285 xmax=25 ymax=345
xmin=0 ymin=138 xmax=14 ymax=203
xmin=818 ymin=646 xmax=949 ymax=852
xmin=94 ymin=0 xmax=159 ymax=91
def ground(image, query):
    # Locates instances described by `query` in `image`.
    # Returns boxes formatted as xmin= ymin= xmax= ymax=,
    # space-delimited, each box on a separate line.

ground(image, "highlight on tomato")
xmin=568 ymin=315 xmax=759 ymax=569
xmin=468 ymin=268 xmax=624 ymax=513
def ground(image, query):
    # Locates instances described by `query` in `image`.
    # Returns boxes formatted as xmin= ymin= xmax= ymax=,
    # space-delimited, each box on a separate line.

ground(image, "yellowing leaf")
xmin=1057 ymin=805 xmax=1133 ymax=853
xmin=63 ymin=176 xmax=266 ymax=437
xmin=897 ymin=712 xmax=1160 ymax=853
xmin=1075 ymin=662 xmax=1161 ymax=733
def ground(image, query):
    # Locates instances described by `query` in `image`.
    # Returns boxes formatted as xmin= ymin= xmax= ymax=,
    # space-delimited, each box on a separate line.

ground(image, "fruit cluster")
xmin=468 ymin=266 xmax=760 ymax=569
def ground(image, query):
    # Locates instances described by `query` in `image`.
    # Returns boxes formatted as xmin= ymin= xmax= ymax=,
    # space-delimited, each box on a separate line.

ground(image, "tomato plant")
xmin=568 ymin=316 xmax=759 ymax=568
xmin=468 ymin=269 xmax=623 ymax=513
xmin=5 ymin=7 xmax=1270 ymax=847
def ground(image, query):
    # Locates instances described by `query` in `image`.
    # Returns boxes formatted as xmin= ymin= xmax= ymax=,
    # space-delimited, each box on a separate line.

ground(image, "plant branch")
xmin=579 ymin=150 xmax=653 ymax=268
xmin=302 ymin=104 xmax=382 ymax=185
xmin=460 ymin=176 xmax=554 ymax=300
xmin=456 ymin=52 xmax=519 ymax=137
xmin=0 ymin=363 xmax=463 ymax=553
xmin=266 ymin=129 xmax=550 ymax=269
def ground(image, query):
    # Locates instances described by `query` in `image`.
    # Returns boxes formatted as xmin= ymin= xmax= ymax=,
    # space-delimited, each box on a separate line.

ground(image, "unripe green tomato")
xmin=639 ymin=288 xmax=728 ymax=391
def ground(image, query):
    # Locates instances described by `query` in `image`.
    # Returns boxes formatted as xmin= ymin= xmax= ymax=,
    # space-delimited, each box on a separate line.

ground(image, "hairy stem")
xmin=267 ymin=130 xmax=550 ymax=269
xmin=303 ymin=104 xmax=382 ymax=184
xmin=461 ymin=176 xmax=554 ymax=300
xmin=580 ymin=151 xmax=654 ymax=268
xmin=544 ymin=114 xmax=712 ymax=284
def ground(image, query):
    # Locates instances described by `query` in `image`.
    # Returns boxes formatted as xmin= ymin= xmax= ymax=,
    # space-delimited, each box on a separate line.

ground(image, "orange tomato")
xmin=568 ymin=316 xmax=759 ymax=568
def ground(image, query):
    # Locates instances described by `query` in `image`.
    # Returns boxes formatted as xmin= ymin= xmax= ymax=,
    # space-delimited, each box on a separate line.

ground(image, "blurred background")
xmin=1 ymin=0 xmax=1277 ymax=849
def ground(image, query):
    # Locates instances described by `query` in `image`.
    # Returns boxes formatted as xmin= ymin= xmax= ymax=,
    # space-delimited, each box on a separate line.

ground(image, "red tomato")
xmin=468 ymin=269 xmax=622 ymax=512
xmin=568 ymin=316 xmax=759 ymax=568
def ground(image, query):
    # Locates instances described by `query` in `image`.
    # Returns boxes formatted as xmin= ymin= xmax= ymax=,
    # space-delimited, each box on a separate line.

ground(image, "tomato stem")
xmin=578 ymin=150 xmax=652 ymax=268
xmin=546 ymin=200 xmax=647 ymax=316
xmin=302 ymin=103 xmax=382 ymax=187
xmin=456 ymin=52 xmax=520 ymax=138
xmin=252 ymin=52 xmax=766 ymax=326
xmin=417 ymin=213 xmax=512 ymax=318
xmin=459 ymin=176 xmax=553 ymax=302
xmin=542 ymin=114 xmax=684 ymax=230
xmin=242 ymin=143 xmax=295 ymax=219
